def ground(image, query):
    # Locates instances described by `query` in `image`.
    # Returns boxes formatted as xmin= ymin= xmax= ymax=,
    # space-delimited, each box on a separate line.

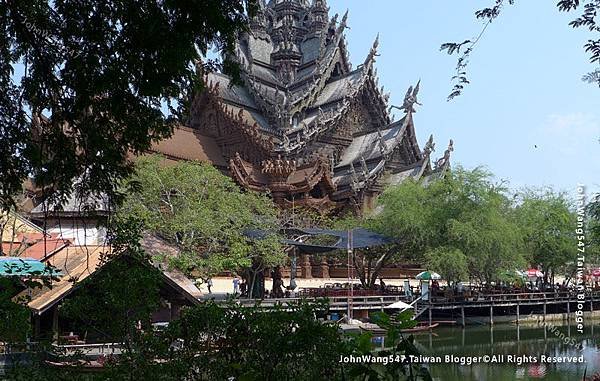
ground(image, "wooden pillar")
xmin=461 ymin=306 xmax=465 ymax=328
xmin=320 ymin=256 xmax=329 ymax=279
xmin=516 ymin=303 xmax=520 ymax=325
xmin=300 ymin=254 xmax=312 ymax=278
xmin=543 ymin=300 xmax=547 ymax=322
xmin=428 ymin=306 xmax=432 ymax=326
xmin=52 ymin=307 xmax=59 ymax=342
xmin=489 ymin=305 xmax=494 ymax=326
xmin=33 ymin=313 xmax=41 ymax=340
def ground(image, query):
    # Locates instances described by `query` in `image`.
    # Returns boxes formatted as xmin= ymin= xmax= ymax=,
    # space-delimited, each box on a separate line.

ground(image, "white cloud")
xmin=539 ymin=112 xmax=600 ymax=156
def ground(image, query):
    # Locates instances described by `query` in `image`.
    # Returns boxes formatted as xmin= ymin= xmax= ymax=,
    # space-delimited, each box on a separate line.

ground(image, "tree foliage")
xmin=587 ymin=193 xmax=600 ymax=264
xmin=424 ymin=247 xmax=468 ymax=286
xmin=118 ymin=155 xmax=285 ymax=279
xmin=59 ymin=255 xmax=162 ymax=343
xmin=136 ymin=300 xmax=350 ymax=381
xmin=0 ymin=0 xmax=255 ymax=211
xmin=514 ymin=189 xmax=575 ymax=283
xmin=0 ymin=277 xmax=32 ymax=343
xmin=8 ymin=288 xmax=430 ymax=380
xmin=443 ymin=0 xmax=600 ymax=99
xmin=372 ymin=166 xmax=525 ymax=285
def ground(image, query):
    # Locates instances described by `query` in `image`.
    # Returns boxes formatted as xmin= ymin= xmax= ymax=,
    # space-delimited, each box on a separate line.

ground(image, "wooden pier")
xmin=416 ymin=290 xmax=600 ymax=326
xmin=232 ymin=290 xmax=600 ymax=325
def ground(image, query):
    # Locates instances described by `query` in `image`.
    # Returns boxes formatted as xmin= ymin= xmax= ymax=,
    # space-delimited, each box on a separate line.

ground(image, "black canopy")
xmin=246 ymin=227 xmax=394 ymax=253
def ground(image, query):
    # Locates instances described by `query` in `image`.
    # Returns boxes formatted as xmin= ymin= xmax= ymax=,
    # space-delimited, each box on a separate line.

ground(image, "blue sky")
xmin=328 ymin=0 xmax=600 ymax=195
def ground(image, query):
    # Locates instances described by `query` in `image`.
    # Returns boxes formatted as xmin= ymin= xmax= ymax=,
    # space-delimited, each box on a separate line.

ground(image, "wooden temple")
xmin=151 ymin=0 xmax=453 ymax=215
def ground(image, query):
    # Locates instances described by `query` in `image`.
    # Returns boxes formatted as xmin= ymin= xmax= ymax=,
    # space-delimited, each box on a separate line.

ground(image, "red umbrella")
xmin=591 ymin=268 xmax=600 ymax=277
xmin=527 ymin=363 xmax=546 ymax=378
xmin=526 ymin=269 xmax=543 ymax=278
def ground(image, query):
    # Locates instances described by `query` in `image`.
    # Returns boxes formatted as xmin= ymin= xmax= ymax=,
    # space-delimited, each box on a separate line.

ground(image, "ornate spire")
xmin=363 ymin=34 xmax=379 ymax=68
xmin=434 ymin=139 xmax=454 ymax=170
xmin=249 ymin=0 xmax=268 ymax=32
xmin=311 ymin=0 xmax=329 ymax=32
xmin=390 ymin=79 xmax=422 ymax=114
xmin=423 ymin=134 xmax=435 ymax=156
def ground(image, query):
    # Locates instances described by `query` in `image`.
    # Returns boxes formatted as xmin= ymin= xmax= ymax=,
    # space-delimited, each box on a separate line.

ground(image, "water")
xmin=411 ymin=321 xmax=600 ymax=380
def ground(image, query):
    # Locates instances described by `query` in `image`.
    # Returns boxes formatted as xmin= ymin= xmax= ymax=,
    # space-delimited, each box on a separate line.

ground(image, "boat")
xmin=401 ymin=322 xmax=439 ymax=333
xmin=354 ymin=322 xmax=439 ymax=335
xmin=431 ymin=320 xmax=457 ymax=326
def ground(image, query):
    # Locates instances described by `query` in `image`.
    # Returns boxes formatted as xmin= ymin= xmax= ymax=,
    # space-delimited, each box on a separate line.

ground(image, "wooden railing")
xmin=427 ymin=290 xmax=600 ymax=307
xmin=234 ymin=294 xmax=410 ymax=311
xmin=232 ymin=290 xmax=600 ymax=311
xmin=50 ymin=342 xmax=124 ymax=357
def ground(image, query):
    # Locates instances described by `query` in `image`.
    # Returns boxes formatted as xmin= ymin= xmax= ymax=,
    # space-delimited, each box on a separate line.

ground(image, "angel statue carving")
xmin=389 ymin=80 xmax=422 ymax=114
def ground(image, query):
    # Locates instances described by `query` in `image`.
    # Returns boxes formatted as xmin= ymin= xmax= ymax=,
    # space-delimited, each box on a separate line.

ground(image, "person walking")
xmin=233 ymin=276 xmax=240 ymax=295
xmin=207 ymin=278 xmax=213 ymax=294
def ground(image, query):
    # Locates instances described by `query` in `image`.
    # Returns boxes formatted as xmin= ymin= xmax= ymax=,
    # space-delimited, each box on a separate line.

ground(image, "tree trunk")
xmin=249 ymin=271 xmax=257 ymax=299
xmin=368 ymin=250 xmax=392 ymax=289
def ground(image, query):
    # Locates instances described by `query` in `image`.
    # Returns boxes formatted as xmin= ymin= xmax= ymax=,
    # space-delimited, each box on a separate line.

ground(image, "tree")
xmin=118 ymin=155 xmax=285 ymax=295
xmin=59 ymin=255 xmax=163 ymax=343
xmin=348 ymin=180 xmax=434 ymax=288
xmin=0 ymin=277 xmax=32 ymax=344
xmin=371 ymin=166 xmax=525 ymax=286
xmin=50 ymin=216 xmax=161 ymax=346
xmin=514 ymin=189 xmax=575 ymax=285
xmin=588 ymin=193 xmax=600 ymax=264
xmin=143 ymin=301 xmax=350 ymax=381
xmin=0 ymin=0 xmax=255 ymax=211
xmin=442 ymin=0 xmax=600 ymax=100
xmin=424 ymin=247 xmax=468 ymax=287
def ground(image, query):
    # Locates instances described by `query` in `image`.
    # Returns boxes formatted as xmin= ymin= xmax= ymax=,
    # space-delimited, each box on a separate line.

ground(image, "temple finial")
xmin=364 ymin=34 xmax=380 ymax=67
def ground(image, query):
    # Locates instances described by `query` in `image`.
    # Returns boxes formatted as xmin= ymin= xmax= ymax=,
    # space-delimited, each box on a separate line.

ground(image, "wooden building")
xmin=25 ymin=245 xmax=201 ymax=343
xmin=151 ymin=0 xmax=453 ymax=215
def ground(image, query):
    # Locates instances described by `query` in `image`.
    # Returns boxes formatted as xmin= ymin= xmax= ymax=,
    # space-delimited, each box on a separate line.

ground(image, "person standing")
xmin=207 ymin=278 xmax=213 ymax=294
xmin=379 ymin=277 xmax=386 ymax=293
xmin=233 ymin=276 xmax=240 ymax=295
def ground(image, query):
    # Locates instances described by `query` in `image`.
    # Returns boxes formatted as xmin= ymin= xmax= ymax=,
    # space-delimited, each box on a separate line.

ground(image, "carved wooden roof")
xmin=229 ymin=152 xmax=335 ymax=198
xmin=149 ymin=125 xmax=227 ymax=167
xmin=183 ymin=0 xmax=454 ymax=212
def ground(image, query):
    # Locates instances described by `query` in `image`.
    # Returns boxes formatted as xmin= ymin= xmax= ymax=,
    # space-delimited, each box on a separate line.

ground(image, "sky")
xmin=327 ymin=0 xmax=600 ymax=195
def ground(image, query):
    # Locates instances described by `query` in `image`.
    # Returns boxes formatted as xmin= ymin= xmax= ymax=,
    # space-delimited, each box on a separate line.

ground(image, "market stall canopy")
xmin=525 ymin=269 xmax=544 ymax=278
xmin=385 ymin=300 xmax=413 ymax=310
xmin=245 ymin=228 xmax=395 ymax=254
xmin=415 ymin=271 xmax=441 ymax=280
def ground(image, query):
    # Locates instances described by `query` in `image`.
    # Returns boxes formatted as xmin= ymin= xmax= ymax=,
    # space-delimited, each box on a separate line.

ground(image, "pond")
xmin=411 ymin=321 xmax=600 ymax=380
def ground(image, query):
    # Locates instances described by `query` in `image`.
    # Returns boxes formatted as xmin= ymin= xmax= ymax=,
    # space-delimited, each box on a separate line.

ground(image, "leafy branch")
xmin=441 ymin=0 xmax=513 ymax=101
xmin=443 ymin=0 xmax=600 ymax=100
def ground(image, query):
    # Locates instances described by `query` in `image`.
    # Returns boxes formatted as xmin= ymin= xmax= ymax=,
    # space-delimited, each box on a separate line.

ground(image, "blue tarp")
xmin=0 ymin=257 xmax=61 ymax=277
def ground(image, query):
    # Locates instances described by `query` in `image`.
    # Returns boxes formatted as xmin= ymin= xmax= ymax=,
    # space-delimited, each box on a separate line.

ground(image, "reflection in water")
xmin=411 ymin=320 xmax=600 ymax=381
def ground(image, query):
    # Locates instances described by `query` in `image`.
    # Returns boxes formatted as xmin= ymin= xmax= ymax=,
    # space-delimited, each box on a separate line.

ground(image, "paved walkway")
xmin=198 ymin=277 xmax=427 ymax=298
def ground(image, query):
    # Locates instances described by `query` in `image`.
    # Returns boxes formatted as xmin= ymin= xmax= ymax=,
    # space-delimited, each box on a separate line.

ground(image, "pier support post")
xmin=461 ymin=306 xmax=465 ymax=328
xmin=516 ymin=303 xmax=520 ymax=325
xmin=543 ymin=300 xmax=547 ymax=322
xmin=428 ymin=306 xmax=432 ymax=326
xmin=489 ymin=305 xmax=493 ymax=326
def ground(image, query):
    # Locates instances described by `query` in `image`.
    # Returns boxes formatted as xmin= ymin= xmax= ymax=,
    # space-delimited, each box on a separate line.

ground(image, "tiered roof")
xmin=156 ymin=0 xmax=453 ymax=212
